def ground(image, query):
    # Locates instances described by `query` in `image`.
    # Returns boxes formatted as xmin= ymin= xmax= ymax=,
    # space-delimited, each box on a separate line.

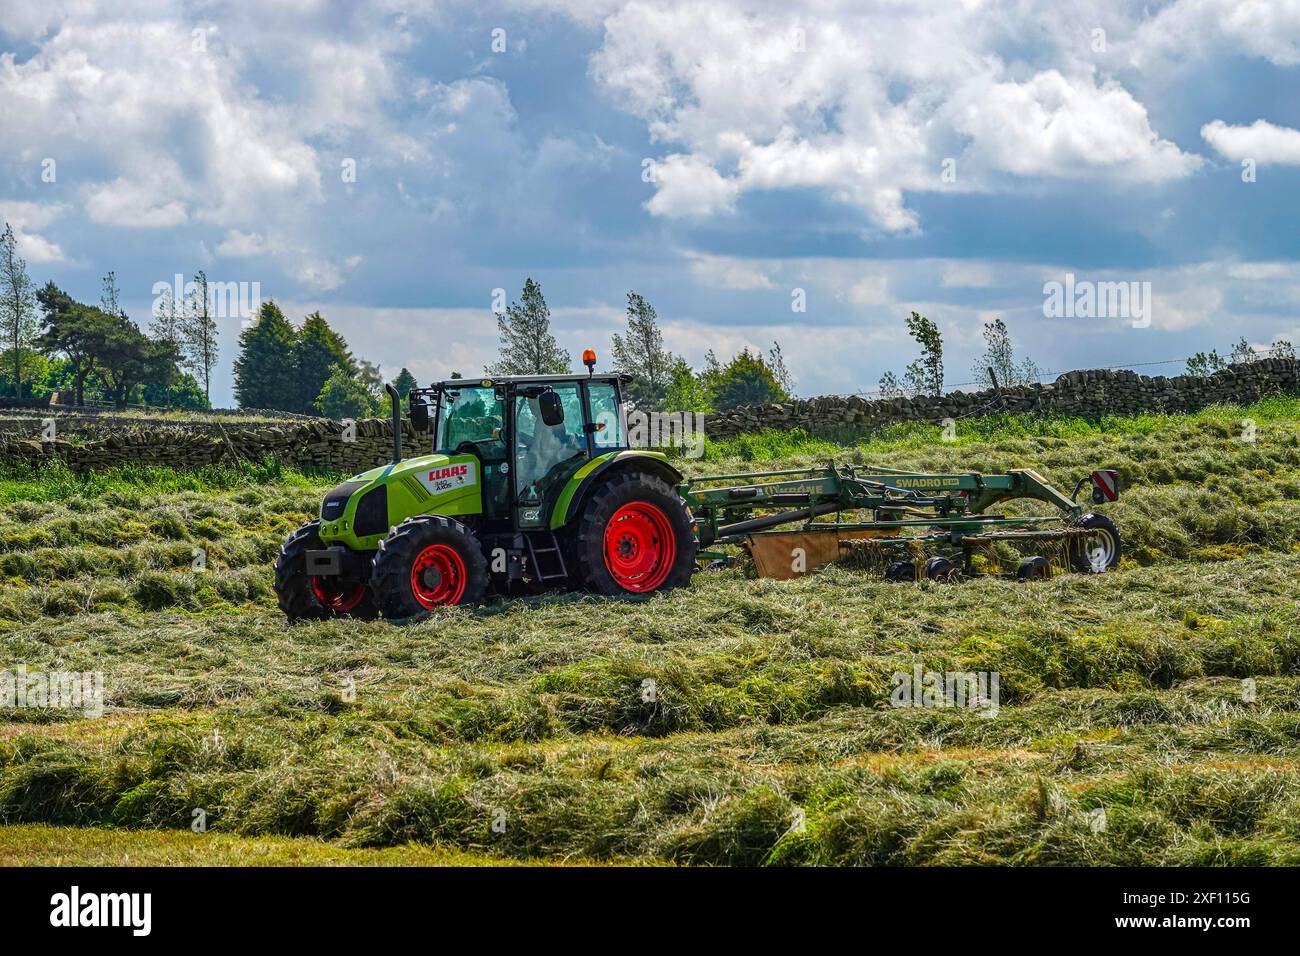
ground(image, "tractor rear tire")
xmin=370 ymin=515 xmax=489 ymax=621
xmin=274 ymin=520 xmax=379 ymax=622
xmin=1068 ymin=513 xmax=1121 ymax=573
xmin=571 ymin=472 xmax=696 ymax=597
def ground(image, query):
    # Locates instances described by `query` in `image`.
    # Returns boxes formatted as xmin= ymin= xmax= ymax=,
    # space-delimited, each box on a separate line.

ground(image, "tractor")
xmin=274 ymin=354 xmax=696 ymax=621
xmin=275 ymin=354 xmax=1126 ymax=622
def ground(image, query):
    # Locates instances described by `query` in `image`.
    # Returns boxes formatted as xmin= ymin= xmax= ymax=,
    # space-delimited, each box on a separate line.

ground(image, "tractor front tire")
xmin=571 ymin=472 xmax=696 ymax=597
xmin=274 ymin=520 xmax=378 ymax=622
xmin=370 ymin=515 xmax=488 ymax=621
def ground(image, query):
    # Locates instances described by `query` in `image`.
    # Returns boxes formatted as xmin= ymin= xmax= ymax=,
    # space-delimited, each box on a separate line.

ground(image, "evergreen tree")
xmin=711 ymin=348 xmax=788 ymax=411
xmin=486 ymin=278 xmax=570 ymax=375
xmin=0 ymin=224 xmax=38 ymax=397
xmin=37 ymin=283 xmax=110 ymax=407
xmin=392 ymin=367 xmax=418 ymax=403
xmin=292 ymin=311 xmax=353 ymax=414
xmin=94 ymin=312 xmax=178 ymax=410
xmin=233 ymin=301 xmax=296 ymax=410
xmin=611 ymin=291 xmax=675 ymax=408
xmin=180 ymin=271 xmax=219 ymax=401
xmin=100 ymin=271 xmax=122 ymax=316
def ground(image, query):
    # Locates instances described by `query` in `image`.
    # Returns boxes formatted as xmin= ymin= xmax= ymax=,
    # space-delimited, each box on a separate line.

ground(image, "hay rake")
xmin=684 ymin=464 xmax=1121 ymax=582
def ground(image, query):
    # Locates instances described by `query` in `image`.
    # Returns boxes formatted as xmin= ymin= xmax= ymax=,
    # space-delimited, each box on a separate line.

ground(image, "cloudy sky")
xmin=3 ymin=0 xmax=1300 ymax=406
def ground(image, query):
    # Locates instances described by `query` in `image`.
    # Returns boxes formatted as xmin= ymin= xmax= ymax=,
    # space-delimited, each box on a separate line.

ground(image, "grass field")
xmin=1 ymin=399 xmax=1299 ymax=865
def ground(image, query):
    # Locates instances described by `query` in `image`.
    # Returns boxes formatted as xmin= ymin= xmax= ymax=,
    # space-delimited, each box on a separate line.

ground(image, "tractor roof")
xmin=432 ymin=373 xmax=630 ymax=388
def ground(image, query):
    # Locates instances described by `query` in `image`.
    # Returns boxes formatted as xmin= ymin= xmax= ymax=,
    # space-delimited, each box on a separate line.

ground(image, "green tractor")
xmin=274 ymin=361 xmax=697 ymax=621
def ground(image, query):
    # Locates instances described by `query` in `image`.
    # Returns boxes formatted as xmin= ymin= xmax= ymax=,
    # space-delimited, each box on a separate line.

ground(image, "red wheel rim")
xmin=602 ymin=501 xmax=677 ymax=593
xmin=311 ymin=578 xmax=367 ymax=613
xmin=410 ymin=544 xmax=467 ymax=609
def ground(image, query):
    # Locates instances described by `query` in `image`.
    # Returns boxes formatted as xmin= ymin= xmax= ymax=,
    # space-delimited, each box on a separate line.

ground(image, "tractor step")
xmin=524 ymin=532 xmax=569 ymax=583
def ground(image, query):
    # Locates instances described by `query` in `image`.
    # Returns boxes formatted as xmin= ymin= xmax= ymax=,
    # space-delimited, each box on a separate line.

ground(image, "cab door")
xmin=512 ymin=383 xmax=587 ymax=527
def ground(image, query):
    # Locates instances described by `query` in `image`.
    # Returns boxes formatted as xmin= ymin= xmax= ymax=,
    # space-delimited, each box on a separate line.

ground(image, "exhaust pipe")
xmin=385 ymin=383 xmax=402 ymax=463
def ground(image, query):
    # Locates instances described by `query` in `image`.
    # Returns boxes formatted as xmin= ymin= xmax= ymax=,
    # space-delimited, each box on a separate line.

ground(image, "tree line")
xmin=487 ymin=277 xmax=794 ymax=412
xmin=232 ymin=300 xmax=409 ymax=417
xmin=1 ymin=222 xmax=213 ymax=409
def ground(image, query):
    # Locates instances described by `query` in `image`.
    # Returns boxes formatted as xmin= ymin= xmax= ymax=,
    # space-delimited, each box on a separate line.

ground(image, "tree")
xmin=0 ymin=223 xmax=38 ymax=397
xmin=486 ymin=278 xmax=570 ymax=375
xmin=767 ymin=341 xmax=794 ymax=396
xmin=142 ymin=372 xmax=210 ymax=410
xmin=611 ymin=291 xmax=675 ymax=408
xmin=902 ymin=311 xmax=944 ymax=396
xmin=878 ymin=371 xmax=904 ymax=399
xmin=150 ymin=285 xmax=182 ymax=351
xmin=292 ymin=311 xmax=353 ymax=414
xmin=100 ymin=271 xmax=122 ymax=317
xmin=36 ymin=284 xmax=114 ymax=407
xmin=1229 ymin=337 xmax=1256 ymax=365
xmin=233 ymin=301 xmax=297 ymax=410
xmin=711 ymin=348 xmax=789 ymax=411
xmin=94 ymin=313 xmax=179 ymax=410
xmin=1270 ymin=340 xmax=1296 ymax=360
xmin=356 ymin=358 xmax=385 ymax=395
xmin=317 ymin=363 xmax=381 ymax=418
xmin=1185 ymin=350 xmax=1227 ymax=377
xmin=181 ymin=270 xmax=219 ymax=401
xmin=392 ymin=367 xmax=418 ymax=403
xmin=972 ymin=317 xmax=1039 ymax=388
xmin=663 ymin=357 xmax=713 ymax=413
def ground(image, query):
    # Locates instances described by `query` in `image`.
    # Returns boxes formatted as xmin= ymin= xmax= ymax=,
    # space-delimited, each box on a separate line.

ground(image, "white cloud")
xmin=954 ymin=71 xmax=1201 ymax=182
xmin=1131 ymin=0 xmax=1300 ymax=70
xmin=645 ymin=155 xmax=740 ymax=218
xmin=0 ymin=201 xmax=67 ymax=262
xmin=1202 ymin=119 xmax=1300 ymax=165
xmin=687 ymin=252 xmax=774 ymax=290
xmin=216 ymin=230 xmax=270 ymax=258
xmin=849 ymin=274 xmax=890 ymax=305
xmin=941 ymin=262 xmax=993 ymax=288
xmin=1228 ymin=261 xmax=1295 ymax=280
xmin=586 ymin=1 xmax=1201 ymax=231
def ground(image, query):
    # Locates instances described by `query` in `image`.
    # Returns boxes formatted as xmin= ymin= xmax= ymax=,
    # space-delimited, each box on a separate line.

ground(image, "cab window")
xmin=587 ymin=382 xmax=625 ymax=451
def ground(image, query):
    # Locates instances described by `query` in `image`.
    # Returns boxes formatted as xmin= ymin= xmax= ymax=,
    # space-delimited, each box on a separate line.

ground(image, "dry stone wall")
xmin=704 ymin=359 xmax=1300 ymax=440
xmin=0 ymin=360 xmax=1295 ymax=472
xmin=0 ymin=416 xmax=426 ymax=474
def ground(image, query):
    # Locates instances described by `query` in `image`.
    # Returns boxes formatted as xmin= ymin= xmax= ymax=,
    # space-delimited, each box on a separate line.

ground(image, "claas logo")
xmin=429 ymin=464 xmax=469 ymax=482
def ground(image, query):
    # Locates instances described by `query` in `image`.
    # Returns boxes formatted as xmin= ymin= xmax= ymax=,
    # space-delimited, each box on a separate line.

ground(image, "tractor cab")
xmin=408 ymin=371 xmax=630 ymax=530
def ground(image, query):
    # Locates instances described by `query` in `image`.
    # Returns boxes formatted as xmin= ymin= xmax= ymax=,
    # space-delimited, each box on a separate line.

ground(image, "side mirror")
xmin=409 ymin=396 xmax=431 ymax=432
xmin=538 ymin=388 xmax=565 ymax=427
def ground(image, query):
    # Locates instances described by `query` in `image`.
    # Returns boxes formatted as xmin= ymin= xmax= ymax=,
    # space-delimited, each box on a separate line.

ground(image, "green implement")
xmin=683 ymin=463 xmax=1121 ymax=581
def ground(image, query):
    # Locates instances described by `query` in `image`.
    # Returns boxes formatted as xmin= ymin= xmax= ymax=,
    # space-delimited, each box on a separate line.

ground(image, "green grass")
xmin=1 ymin=401 xmax=1299 ymax=865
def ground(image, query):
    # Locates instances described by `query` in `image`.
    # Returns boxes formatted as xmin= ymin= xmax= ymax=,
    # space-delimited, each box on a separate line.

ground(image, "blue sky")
xmin=3 ymin=0 xmax=1300 ymax=407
